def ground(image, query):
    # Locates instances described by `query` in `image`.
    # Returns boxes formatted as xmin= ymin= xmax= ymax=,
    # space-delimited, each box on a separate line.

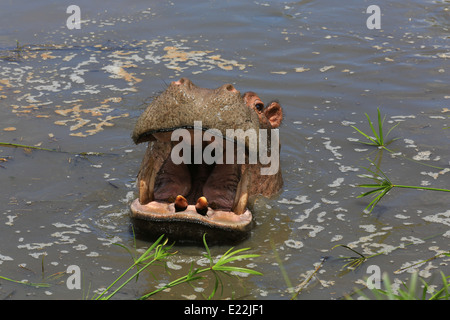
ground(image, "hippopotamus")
xmin=130 ymin=78 xmax=283 ymax=243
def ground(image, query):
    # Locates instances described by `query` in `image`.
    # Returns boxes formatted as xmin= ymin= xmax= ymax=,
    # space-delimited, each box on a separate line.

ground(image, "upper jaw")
xmin=131 ymin=80 xmax=261 ymax=152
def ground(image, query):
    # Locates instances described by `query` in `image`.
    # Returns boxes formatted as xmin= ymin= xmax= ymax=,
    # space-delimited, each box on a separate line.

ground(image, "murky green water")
xmin=0 ymin=0 xmax=449 ymax=300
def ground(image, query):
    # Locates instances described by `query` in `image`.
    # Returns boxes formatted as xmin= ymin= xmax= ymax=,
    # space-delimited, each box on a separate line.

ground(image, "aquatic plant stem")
xmin=0 ymin=142 xmax=56 ymax=152
xmin=351 ymin=107 xmax=399 ymax=148
xmin=351 ymin=108 xmax=445 ymax=170
xmin=395 ymin=251 xmax=450 ymax=274
xmin=391 ymin=185 xmax=450 ymax=193
xmin=291 ymin=257 xmax=327 ymax=300
xmin=138 ymin=234 xmax=261 ymax=300
xmin=357 ymin=161 xmax=450 ymax=212
xmin=0 ymin=141 xmax=110 ymax=156
xmin=270 ymin=238 xmax=293 ymax=295
xmin=334 ymin=232 xmax=447 ymax=274
xmin=95 ymin=234 xmax=261 ymax=300
xmin=95 ymin=235 xmax=171 ymax=300
xmin=0 ymin=275 xmax=50 ymax=288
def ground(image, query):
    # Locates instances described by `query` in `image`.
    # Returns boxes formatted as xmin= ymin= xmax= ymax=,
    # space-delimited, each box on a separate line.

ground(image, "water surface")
xmin=0 ymin=0 xmax=449 ymax=299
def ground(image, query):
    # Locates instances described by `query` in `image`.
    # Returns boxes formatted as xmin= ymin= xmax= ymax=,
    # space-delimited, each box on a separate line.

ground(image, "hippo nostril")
xmin=223 ymin=84 xmax=238 ymax=93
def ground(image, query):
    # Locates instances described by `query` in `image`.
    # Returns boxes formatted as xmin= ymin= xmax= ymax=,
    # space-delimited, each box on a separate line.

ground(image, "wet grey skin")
xmin=130 ymin=78 xmax=283 ymax=243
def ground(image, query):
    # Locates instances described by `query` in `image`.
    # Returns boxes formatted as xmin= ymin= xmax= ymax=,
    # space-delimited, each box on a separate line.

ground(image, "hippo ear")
xmin=264 ymin=101 xmax=283 ymax=128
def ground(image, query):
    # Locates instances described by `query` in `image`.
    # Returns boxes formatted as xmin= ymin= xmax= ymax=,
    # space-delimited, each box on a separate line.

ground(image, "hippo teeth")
xmin=174 ymin=195 xmax=188 ymax=212
xmin=139 ymin=167 xmax=156 ymax=205
xmin=232 ymin=167 xmax=249 ymax=215
xmin=137 ymin=131 xmax=250 ymax=216
xmin=195 ymin=196 xmax=208 ymax=216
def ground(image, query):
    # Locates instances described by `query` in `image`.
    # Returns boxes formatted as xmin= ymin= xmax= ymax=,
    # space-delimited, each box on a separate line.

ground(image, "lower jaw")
xmin=129 ymin=198 xmax=253 ymax=244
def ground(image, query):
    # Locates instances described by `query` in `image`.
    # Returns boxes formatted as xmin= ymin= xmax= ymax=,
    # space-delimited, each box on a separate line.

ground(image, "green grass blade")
xmin=364 ymin=189 xmax=389 ymax=212
xmin=357 ymin=188 xmax=384 ymax=199
xmin=215 ymin=248 xmax=256 ymax=266
xmin=419 ymin=278 xmax=429 ymax=300
xmin=385 ymin=121 xmax=400 ymax=141
xmin=202 ymin=233 xmax=214 ymax=266
xmin=95 ymin=235 xmax=167 ymax=300
xmin=0 ymin=275 xmax=51 ymax=288
xmin=366 ymin=113 xmax=381 ymax=144
xmin=208 ymin=273 xmax=220 ymax=300
xmin=351 ymin=108 xmax=401 ymax=149
xmin=381 ymin=273 xmax=397 ymax=300
xmin=351 ymin=125 xmax=378 ymax=145
xmin=394 ymin=185 xmax=450 ymax=193
xmin=429 ymin=272 xmax=450 ymax=300
xmin=377 ymin=108 xmax=384 ymax=146
xmin=113 ymin=243 xmax=137 ymax=261
xmin=213 ymin=266 xmax=263 ymax=276
xmin=358 ymin=183 xmax=384 ymax=188
xmin=407 ymin=273 xmax=418 ymax=299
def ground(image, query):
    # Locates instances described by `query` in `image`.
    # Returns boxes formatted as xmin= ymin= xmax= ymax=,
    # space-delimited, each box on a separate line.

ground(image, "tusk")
xmin=139 ymin=179 xmax=150 ymax=205
xmin=139 ymin=167 xmax=156 ymax=205
xmin=232 ymin=167 xmax=249 ymax=215
xmin=137 ymin=144 xmax=158 ymax=205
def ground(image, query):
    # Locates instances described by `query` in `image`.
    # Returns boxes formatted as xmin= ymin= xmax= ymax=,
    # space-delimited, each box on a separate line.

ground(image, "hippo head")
xmin=130 ymin=78 xmax=283 ymax=243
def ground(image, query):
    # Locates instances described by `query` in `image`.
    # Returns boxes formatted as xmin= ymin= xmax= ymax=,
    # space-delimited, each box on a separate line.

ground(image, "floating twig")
xmin=291 ymin=257 xmax=327 ymax=300
xmin=0 ymin=275 xmax=50 ymax=288
xmin=0 ymin=142 xmax=113 ymax=157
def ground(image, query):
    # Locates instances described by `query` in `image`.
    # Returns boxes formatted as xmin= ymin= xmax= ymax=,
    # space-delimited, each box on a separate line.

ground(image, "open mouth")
xmin=130 ymin=128 xmax=253 ymax=241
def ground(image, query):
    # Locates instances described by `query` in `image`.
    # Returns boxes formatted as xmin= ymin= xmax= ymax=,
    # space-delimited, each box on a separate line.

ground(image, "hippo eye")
xmin=255 ymin=103 xmax=264 ymax=112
